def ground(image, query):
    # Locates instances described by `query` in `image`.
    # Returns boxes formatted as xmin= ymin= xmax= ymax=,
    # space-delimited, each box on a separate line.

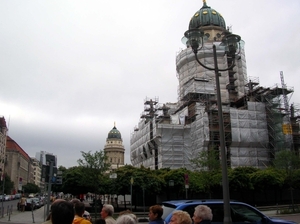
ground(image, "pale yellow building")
xmin=6 ymin=136 xmax=32 ymax=194
xmin=31 ymin=157 xmax=42 ymax=189
xmin=104 ymin=124 xmax=125 ymax=171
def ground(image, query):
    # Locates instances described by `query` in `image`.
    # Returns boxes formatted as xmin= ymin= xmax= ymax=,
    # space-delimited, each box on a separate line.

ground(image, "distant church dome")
xmin=107 ymin=125 xmax=122 ymax=140
xmin=189 ymin=0 xmax=226 ymax=29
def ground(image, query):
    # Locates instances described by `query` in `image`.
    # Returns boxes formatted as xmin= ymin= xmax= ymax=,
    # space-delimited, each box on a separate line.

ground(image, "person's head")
xmin=101 ymin=204 xmax=114 ymax=219
xmin=71 ymin=198 xmax=81 ymax=206
xmin=193 ymin=205 xmax=213 ymax=224
xmin=119 ymin=209 xmax=133 ymax=216
xmin=83 ymin=210 xmax=91 ymax=220
xmin=51 ymin=200 xmax=74 ymax=224
xmin=170 ymin=210 xmax=192 ymax=224
xmin=116 ymin=214 xmax=138 ymax=224
xmin=74 ymin=201 xmax=85 ymax=217
xmin=47 ymin=199 xmax=65 ymax=220
xmin=149 ymin=205 xmax=163 ymax=221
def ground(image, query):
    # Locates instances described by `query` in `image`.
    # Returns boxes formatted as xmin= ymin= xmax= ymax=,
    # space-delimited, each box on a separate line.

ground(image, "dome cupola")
xmin=189 ymin=0 xmax=226 ymax=30
xmin=107 ymin=124 xmax=122 ymax=140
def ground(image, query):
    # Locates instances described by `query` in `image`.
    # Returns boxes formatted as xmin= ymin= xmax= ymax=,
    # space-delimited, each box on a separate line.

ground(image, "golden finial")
xmin=114 ymin=121 xmax=116 ymax=127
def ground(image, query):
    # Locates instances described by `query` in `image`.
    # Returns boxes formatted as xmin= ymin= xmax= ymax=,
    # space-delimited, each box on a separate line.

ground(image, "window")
xmin=231 ymin=204 xmax=262 ymax=223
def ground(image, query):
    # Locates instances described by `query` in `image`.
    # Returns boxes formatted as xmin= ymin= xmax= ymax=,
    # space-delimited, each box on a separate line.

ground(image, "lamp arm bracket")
xmin=194 ymin=52 xmax=215 ymax=71
xmin=193 ymin=52 xmax=236 ymax=72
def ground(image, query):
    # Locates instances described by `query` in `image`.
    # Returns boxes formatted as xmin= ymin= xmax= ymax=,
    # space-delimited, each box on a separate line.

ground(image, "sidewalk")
xmin=0 ymin=206 xmax=47 ymax=224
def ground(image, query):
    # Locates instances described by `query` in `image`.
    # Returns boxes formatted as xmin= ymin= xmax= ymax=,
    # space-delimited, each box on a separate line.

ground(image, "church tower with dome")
xmin=130 ymin=0 xmax=299 ymax=170
xmin=104 ymin=123 xmax=125 ymax=170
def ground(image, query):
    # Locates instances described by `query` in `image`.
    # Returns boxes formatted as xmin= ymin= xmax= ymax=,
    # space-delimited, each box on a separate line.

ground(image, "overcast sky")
xmin=1 ymin=0 xmax=300 ymax=168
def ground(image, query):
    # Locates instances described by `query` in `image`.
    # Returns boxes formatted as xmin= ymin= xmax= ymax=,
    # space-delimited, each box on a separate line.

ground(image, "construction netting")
xmin=230 ymin=102 xmax=270 ymax=168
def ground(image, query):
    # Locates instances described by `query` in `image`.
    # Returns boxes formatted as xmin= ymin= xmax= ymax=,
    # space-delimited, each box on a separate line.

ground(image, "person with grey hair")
xmin=192 ymin=205 xmax=213 ymax=224
xmin=116 ymin=214 xmax=138 ymax=224
xmin=101 ymin=204 xmax=116 ymax=224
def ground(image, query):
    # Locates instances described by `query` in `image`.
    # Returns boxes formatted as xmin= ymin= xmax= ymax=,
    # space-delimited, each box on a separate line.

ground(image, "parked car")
xmin=4 ymin=195 xmax=11 ymax=201
xmin=17 ymin=198 xmax=39 ymax=211
xmin=162 ymin=200 xmax=297 ymax=224
xmin=31 ymin=197 xmax=41 ymax=208
xmin=39 ymin=197 xmax=45 ymax=207
xmin=28 ymin=193 xmax=35 ymax=198
xmin=14 ymin=193 xmax=21 ymax=199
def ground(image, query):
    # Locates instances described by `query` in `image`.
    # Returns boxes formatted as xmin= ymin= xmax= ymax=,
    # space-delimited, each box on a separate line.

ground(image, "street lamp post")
xmin=183 ymin=28 xmax=241 ymax=224
xmin=130 ymin=177 xmax=133 ymax=211
xmin=109 ymin=173 xmax=117 ymax=204
xmin=168 ymin=180 xmax=174 ymax=200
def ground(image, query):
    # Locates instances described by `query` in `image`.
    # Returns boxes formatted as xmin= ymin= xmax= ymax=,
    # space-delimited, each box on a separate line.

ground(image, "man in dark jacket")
xmin=149 ymin=205 xmax=165 ymax=224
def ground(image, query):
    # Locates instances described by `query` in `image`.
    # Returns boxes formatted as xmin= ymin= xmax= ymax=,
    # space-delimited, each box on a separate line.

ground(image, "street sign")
xmin=184 ymin=173 xmax=189 ymax=185
xmin=56 ymin=176 xmax=63 ymax=185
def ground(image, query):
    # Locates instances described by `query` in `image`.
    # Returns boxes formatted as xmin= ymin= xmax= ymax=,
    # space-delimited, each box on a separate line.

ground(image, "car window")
xmin=206 ymin=204 xmax=224 ymax=223
xmin=231 ymin=204 xmax=263 ymax=223
xmin=178 ymin=203 xmax=263 ymax=224
xmin=181 ymin=204 xmax=198 ymax=218
xmin=162 ymin=206 xmax=175 ymax=220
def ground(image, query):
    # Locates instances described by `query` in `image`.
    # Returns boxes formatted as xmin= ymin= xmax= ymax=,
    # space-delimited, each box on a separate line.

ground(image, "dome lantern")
xmin=188 ymin=0 xmax=226 ymax=30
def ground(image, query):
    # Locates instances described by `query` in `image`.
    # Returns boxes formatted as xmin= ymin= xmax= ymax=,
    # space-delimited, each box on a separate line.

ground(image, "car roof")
xmin=163 ymin=199 xmax=223 ymax=205
xmin=161 ymin=199 xmax=246 ymax=208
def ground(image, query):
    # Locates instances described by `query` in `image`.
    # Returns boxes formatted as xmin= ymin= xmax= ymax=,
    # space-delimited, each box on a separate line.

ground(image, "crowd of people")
xmin=40 ymin=198 xmax=213 ymax=224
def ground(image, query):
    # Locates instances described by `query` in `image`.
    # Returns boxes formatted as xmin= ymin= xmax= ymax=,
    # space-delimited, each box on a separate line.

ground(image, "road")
xmin=274 ymin=214 xmax=300 ymax=223
xmin=0 ymin=199 xmax=18 ymax=214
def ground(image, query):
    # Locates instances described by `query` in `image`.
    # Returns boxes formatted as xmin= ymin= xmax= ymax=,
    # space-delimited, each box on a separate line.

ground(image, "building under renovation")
xmin=130 ymin=1 xmax=300 ymax=170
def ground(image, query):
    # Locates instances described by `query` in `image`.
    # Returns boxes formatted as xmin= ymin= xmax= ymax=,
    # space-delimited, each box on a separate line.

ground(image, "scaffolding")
xmin=130 ymin=42 xmax=300 ymax=170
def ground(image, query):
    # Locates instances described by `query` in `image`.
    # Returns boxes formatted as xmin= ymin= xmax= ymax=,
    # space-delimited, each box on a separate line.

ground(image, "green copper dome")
xmin=107 ymin=125 xmax=122 ymax=140
xmin=189 ymin=0 xmax=226 ymax=29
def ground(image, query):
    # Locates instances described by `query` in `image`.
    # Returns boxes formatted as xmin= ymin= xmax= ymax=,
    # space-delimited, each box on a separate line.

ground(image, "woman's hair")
xmin=102 ymin=204 xmax=114 ymax=216
xmin=119 ymin=209 xmax=133 ymax=216
xmin=194 ymin=205 xmax=213 ymax=221
xmin=149 ymin=205 xmax=163 ymax=219
xmin=116 ymin=214 xmax=138 ymax=224
xmin=171 ymin=210 xmax=192 ymax=224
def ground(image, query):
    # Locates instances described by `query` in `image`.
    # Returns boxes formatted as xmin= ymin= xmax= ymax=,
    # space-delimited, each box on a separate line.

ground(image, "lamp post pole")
xmin=211 ymin=45 xmax=231 ymax=224
xmin=130 ymin=177 xmax=133 ymax=211
xmin=183 ymin=28 xmax=241 ymax=224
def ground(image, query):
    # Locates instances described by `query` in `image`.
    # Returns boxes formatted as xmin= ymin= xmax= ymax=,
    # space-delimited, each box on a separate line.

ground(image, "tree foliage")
xmin=229 ymin=167 xmax=258 ymax=192
xmin=50 ymin=150 xmax=300 ymax=206
xmin=190 ymin=149 xmax=221 ymax=171
xmin=0 ymin=174 xmax=14 ymax=194
xmin=22 ymin=183 xmax=40 ymax=194
xmin=77 ymin=150 xmax=111 ymax=194
xmin=273 ymin=150 xmax=300 ymax=175
xmin=250 ymin=168 xmax=284 ymax=192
